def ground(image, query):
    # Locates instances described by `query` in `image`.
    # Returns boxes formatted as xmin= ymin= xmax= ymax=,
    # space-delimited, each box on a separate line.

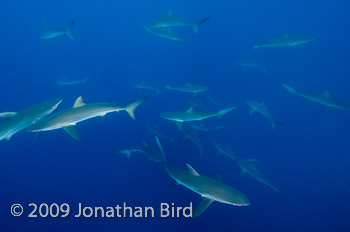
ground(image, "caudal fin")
xmin=125 ymin=96 xmax=148 ymax=120
xmin=193 ymin=17 xmax=211 ymax=34
xmin=118 ymin=150 xmax=132 ymax=159
xmin=281 ymin=83 xmax=296 ymax=94
xmin=217 ymin=106 xmax=237 ymax=118
xmin=66 ymin=20 xmax=75 ymax=40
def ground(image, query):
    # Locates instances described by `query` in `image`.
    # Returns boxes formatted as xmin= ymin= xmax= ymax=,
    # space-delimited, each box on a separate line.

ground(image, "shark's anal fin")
xmin=63 ymin=126 xmax=81 ymax=141
xmin=0 ymin=112 xmax=17 ymax=119
xmin=193 ymin=197 xmax=214 ymax=218
xmin=186 ymin=163 xmax=200 ymax=176
xmin=73 ymin=96 xmax=85 ymax=108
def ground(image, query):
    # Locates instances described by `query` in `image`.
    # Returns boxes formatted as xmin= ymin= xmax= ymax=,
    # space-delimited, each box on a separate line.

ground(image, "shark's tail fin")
xmin=155 ymin=136 xmax=166 ymax=163
xmin=66 ymin=20 xmax=75 ymax=40
xmin=193 ymin=17 xmax=211 ymax=34
xmin=125 ymin=96 xmax=148 ymax=120
xmin=118 ymin=150 xmax=132 ymax=159
xmin=217 ymin=106 xmax=237 ymax=118
xmin=281 ymin=83 xmax=296 ymax=94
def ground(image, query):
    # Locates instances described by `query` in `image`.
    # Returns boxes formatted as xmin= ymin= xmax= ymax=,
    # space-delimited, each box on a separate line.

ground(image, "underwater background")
xmin=1 ymin=0 xmax=350 ymax=231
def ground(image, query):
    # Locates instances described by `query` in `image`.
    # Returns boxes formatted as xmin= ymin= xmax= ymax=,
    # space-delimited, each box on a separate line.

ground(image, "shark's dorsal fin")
xmin=186 ymin=107 xmax=193 ymax=113
xmin=283 ymin=33 xmax=289 ymax=37
xmin=63 ymin=126 xmax=81 ymax=141
xmin=0 ymin=112 xmax=17 ymax=119
xmin=215 ymin=174 xmax=222 ymax=182
xmin=324 ymin=90 xmax=330 ymax=97
xmin=186 ymin=163 xmax=200 ymax=176
xmin=73 ymin=96 xmax=85 ymax=108
xmin=167 ymin=10 xmax=173 ymax=16
xmin=186 ymin=82 xmax=192 ymax=86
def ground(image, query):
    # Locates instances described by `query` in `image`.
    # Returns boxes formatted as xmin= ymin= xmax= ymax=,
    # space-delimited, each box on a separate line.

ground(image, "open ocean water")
xmin=1 ymin=0 xmax=350 ymax=231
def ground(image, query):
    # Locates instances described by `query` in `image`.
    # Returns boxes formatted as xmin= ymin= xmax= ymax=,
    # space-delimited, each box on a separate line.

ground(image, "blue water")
xmin=1 ymin=0 xmax=350 ymax=231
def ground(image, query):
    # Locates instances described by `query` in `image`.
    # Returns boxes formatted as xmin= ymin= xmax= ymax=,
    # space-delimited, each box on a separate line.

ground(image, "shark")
xmin=160 ymin=106 xmax=236 ymax=122
xmin=118 ymin=141 xmax=163 ymax=162
xmin=189 ymin=123 xmax=225 ymax=132
xmin=56 ymin=76 xmax=89 ymax=86
xmin=237 ymin=60 xmax=266 ymax=72
xmin=149 ymin=10 xmax=211 ymax=34
xmin=143 ymin=26 xmax=185 ymax=41
xmin=165 ymin=83 xmax=209 ymax=94
xmin=40 ymin=20 xmax=75 ymax=40
xmin=26 ymin=96 xmax=147 ymax=140
xmin=254 ymin=34 xmax=313 ymax=49
xmin=155 ymin=136 xmax=250 ymax=217
xmin=133 ymin=81 xmax=160 ymax=94
xmin=145 ymin=122 xmax=176 ymax=143
xmin=246 ymin=100 xmax=281 ymax=129
xmin=176 ymin=122 xmax=203 ymax=159
xmin=0 ymin=99 xmax=62 ymax=141
xmin=282 ymin=83 xmax=350 ymax=110
xmin=215 ymin=142 xmax=280 ymax=193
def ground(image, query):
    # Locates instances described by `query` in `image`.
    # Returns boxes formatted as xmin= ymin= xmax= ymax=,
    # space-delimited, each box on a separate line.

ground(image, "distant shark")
xmin=189 ymin=122 xmax=225 ymax=132
xmin=282 ymin=83 xmax=350 ymax=110
xmin=118 ymin=141 xmax=163 ymax=162
xmin=176 ymin=122 xmax=203 ymax=159
xmin=161 ymin=106 xmax=236 ymax=122
xmin=165 ymin=83 xmax=209 ymax=94
xmin=246 ymin=100 xmax=281 ymax=129
xmin=145 ymin=122 xmax=176 ymax=143
xmin=133 ymin=81 xmax=160 ymax=94
xmin=40 ymin=20 xmax=75 ymax=40
xmin=56 ymin=75 xmax=89 ymax=86
xmin=143 ymin=26 xmax=185 ymax=41
xmin=254 ymin=34 xmax=313 ymax=49
xmin=237 ymin=60 xmax=266 ymax=72
xmin=0 ymin=99 xmax=62 ymax=141
xmin=27 ymin=96 xmax=147 ymax=140
xmin=149 ymin=10 xmax=210 ymax=34
xmin=215 ymin=142 xmax=280 ymax=193
xmin=155 ymin=136 xmax=250 ymax=217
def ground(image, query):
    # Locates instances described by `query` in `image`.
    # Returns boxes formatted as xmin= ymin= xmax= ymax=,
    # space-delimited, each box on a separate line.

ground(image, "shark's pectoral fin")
xmin=5 ymin=135 xmax=12 ymax=141
xmin=63 ymin=126 xmax=81 ymax=141
xmin=193 ymin=197 xmax=214 ymax=217
xmin=240 ymin=168 xmax=247 ymax=176
xmin=0 ymin=112 xmax=17 ymax=119
xmin=186 ymin=163 xmax=200 ymax=176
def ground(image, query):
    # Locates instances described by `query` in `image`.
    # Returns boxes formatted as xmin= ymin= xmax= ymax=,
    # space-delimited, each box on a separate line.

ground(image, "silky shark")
xmin=246 ymin=100 xmax=281 ymax=129
xmin=27 ymin=96 xmax=147 ymax=140
xmin=165 ymin=83 xmax=209 ymax=94
xmin=149 ymin=10 xmax=211 ymax=34
xmin=56 ymin=76 xmax=89 ymax=86
xmin=254 ymin=34 xmax=313 ymax=49
xmin=176 ymin=122 xmax=203 ymax=159
xmin=133 ymin=81 xmax=160 ymax=94
xmin=215 ymin=142 xmax=280 ymax=193
xmin=160 ymin=106 xmax=236 ymax=122
xmin=143 ymin=26 xmax=185 ymax=41
xmin=145 ymin=122 xmax=176 ymax=143
xmin=118 ymin=141 xmax=163 ymax=162
xmin=0 ymin=99 xmax=62 ymax=141
xmin=155 ymin=137 xmax=250 ymax=217
xmin=282 ymin=83 xmax=350 ymax=110
xmin=40 ymin=20 xmax=75 ymax=40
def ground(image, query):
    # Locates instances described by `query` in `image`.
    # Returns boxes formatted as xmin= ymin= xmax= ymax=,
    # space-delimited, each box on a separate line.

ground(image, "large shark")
xmin=215 ymin=142 xmax=280 ymax=193
xmin=27 ymin=96 xmax=147 ymax=140
xmin=246 ymin=100 xmax=280 ymax=129
xmin=56 ymin=76 xmax=89 ymax=86
xmin=143 ymin=26 xmax=185 ymax=41
xmin=160 ymin=106 xmax=236 ymax=122
xmin=254 ymin=34 xmax=313 ymax=49
xmin=133 ymin=81 xmax=160 ymax=94
xmin=176 ymin=122 xmax=203 ymax=159
xmin=149 ymin=10 xmax=210 ymax=34
xmin=0 ymin=99 xmax=62 ymax=141
xmin=155 ymin=137 xmax=250 ymax=217
xmin=282 ymin=83 xmax=350 ymax=110
xmin=165 ymin=83 xmax=209 ymax=94
xmin=40 ymin=20 xmax=75 ymax=40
